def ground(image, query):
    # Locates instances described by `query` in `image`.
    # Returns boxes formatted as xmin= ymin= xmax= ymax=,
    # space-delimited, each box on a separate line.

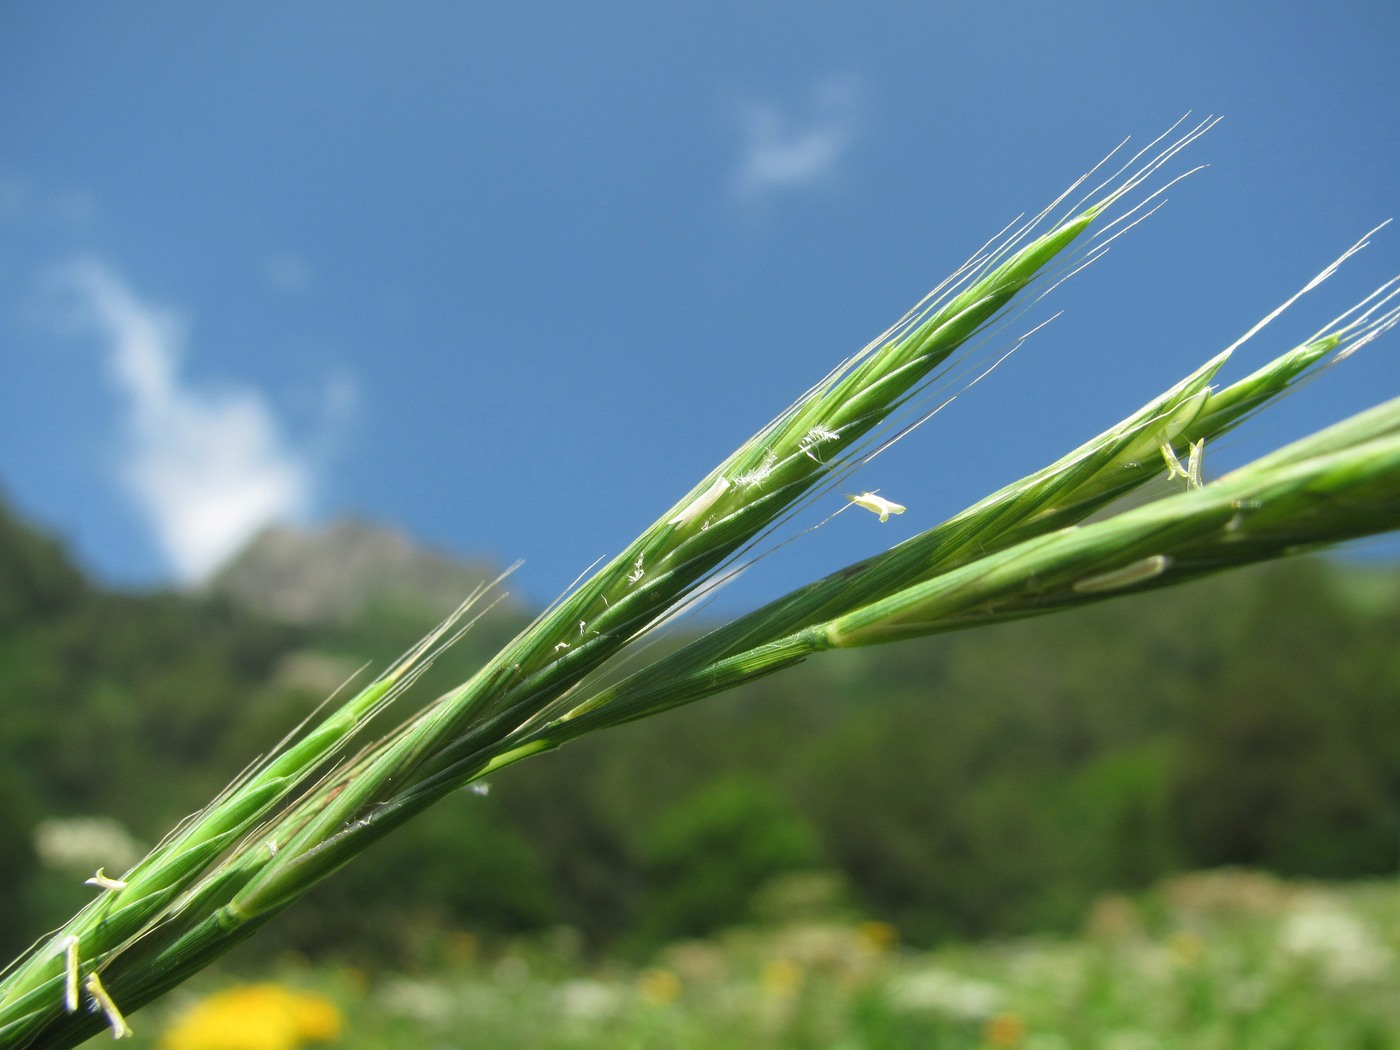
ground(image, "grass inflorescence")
xmin=3 ymin=115 xmax=1399 ymax=1048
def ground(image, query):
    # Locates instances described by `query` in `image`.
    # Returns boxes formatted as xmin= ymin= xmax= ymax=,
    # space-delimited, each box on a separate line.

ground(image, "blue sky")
xmin=3 ymin=3 xmax=1398 ymax=610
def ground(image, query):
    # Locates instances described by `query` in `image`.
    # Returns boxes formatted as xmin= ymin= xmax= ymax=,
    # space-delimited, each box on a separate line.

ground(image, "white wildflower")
xmin=1278 ymin=899 xmax=1392 ymax=985
xmin=555 ymin=979 xmax=622 ymax=1025
xmin=884 ymin=967 xmax=1003 ymax=1019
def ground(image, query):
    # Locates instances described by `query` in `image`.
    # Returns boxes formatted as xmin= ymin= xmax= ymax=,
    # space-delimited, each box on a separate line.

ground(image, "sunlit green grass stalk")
xmin=457 ymin=292 xmax=1400 ymax=751
xmin=4 ymin=116 xmax=1400 ymax=1049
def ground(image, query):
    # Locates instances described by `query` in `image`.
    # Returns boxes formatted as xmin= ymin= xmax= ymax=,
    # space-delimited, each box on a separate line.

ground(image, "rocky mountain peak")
xmin=206 ymin=518 xmax=506 ymax=625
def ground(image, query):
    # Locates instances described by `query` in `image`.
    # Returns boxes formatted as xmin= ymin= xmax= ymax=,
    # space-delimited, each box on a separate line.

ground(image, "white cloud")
xmin=59 ymin=259 xmax=313 ymax=584
xmin=732 ymin=77 xmax=862 ymax=200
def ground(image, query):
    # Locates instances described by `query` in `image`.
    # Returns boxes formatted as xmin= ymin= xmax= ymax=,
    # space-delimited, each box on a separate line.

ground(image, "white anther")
xmin=669 ymin=475 xmax=731 ymax=527
xmin=847 ymin=492 xmax=906 ymax=522
xmin=627 ymin=553 xmax=646 ymax=584
xmin=1073 ymin=554 xmax=1171 ymax=594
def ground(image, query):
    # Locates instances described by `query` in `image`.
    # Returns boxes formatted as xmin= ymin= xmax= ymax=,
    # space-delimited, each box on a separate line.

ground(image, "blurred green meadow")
xmin=119 ymin=869 xmax=1400 ymax=1050
xmin=5 ymin=497 xmax=1400 ymax=1046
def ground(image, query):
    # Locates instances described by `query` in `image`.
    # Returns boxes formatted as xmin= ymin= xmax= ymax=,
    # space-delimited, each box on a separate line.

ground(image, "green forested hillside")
xmin=2 ymin=493 xmax=1399 ymax=970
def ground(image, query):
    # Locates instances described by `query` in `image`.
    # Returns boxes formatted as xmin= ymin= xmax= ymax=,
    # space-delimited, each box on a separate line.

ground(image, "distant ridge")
xmin=207 ymin=518 xmax=507 ymax=625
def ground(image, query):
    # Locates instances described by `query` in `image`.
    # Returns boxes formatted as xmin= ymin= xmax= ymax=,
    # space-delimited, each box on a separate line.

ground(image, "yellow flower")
xmin=760 ymin=958 xmax=803 ymax=998
xmin=285 ymin=993 xmax=340 ymax=1042
xmin=856 ymin=920 xmax=899 ymax=955
xmin=1169 ymin=930 xmax=1206 ymax=968
xmin=637 ymin=968 xmax=681 ymax=1006
xmin=161 ymin=984 xmax=342 ymax=1050
xmin=444 ymin=930 xmax=479 ymax=967
xmin=983 ymin=1011 xmax=1026 ymax=1048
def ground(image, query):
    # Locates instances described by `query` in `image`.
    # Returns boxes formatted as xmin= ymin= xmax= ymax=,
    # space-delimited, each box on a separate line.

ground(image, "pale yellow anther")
xmin=85 ymin=868 xmax=128 ymax=892
xmin=847 ymin=492 xmax=906 ymax=522
xmin=1187 ymin=438 xmax=1205 ymax=488
xmin=85 ymin=972 xmax=133 ymax=1039
xmin=1161 ymin=439 xmax=1205 ymax=489
xmin=63 ymin=936 xmax=79 ymax=1013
